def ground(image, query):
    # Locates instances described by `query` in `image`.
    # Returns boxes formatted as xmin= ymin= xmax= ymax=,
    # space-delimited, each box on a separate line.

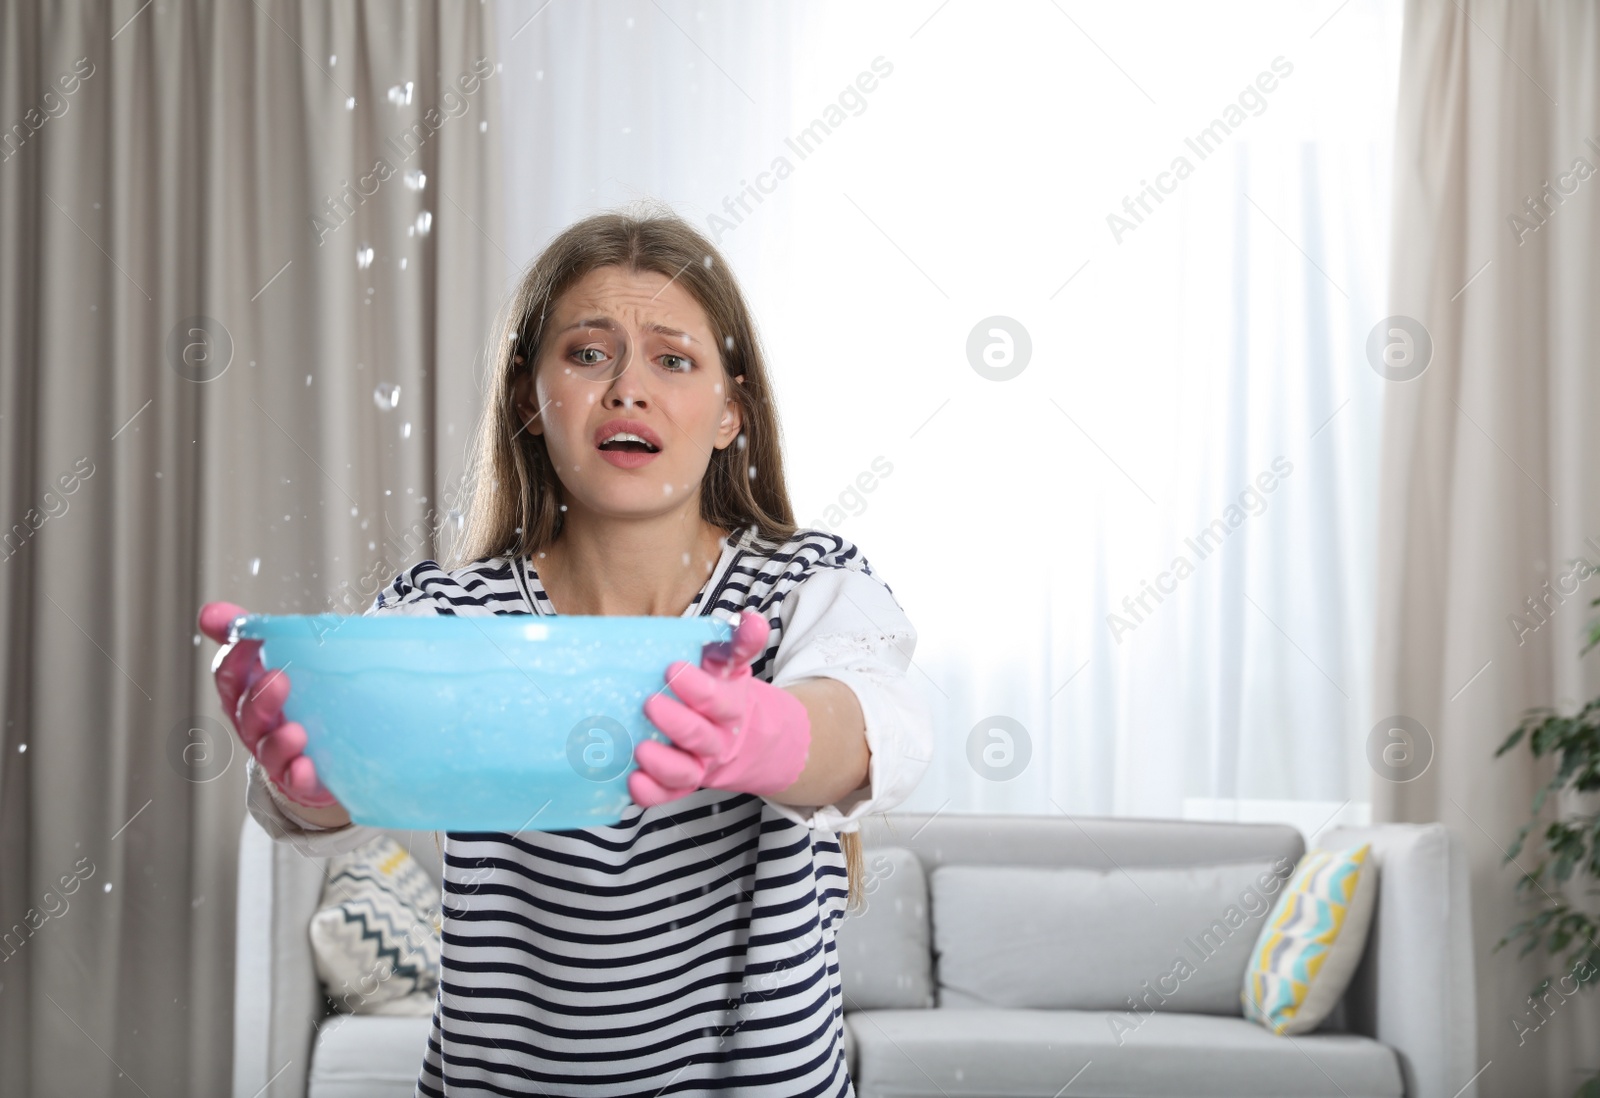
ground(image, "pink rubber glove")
xmin=197 ymin=601 xmax=340 ymax=810
xmin=630 ymin=610 xmax=812 ymax=808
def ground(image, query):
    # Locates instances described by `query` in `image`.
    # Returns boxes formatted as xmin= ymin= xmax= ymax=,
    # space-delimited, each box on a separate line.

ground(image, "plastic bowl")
xmin=230 ymin=612 xmax=731 ymax=831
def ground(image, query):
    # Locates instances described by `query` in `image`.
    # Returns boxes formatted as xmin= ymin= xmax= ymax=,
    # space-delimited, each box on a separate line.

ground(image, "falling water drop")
xmin=373 ymin=382 xmax=401 ymax=411
xmin=735 ymin=434 xmax=747 ymax=450
xmin=402 ymin=421 xmax=412 ymax=439
xmin=356 ymin=245 xmax=374 ymax=269
xmin=403 ymin=169 xmax=427 ymax=191
xmin=249 ymin=557 xmax=261 ymax=576
xmin=414 ymin=210 xmax=432 ymax=236
xmin=103 ymin=882 xmax=112 ymax=893
xmin=747 ymin=465 xmax=757 ymax=479
xmin=479 ymin=120 xmax=488 ymax=133
xmin=386 ymin=81 xmax=414 ymax=106
xmin=328 ymin=53 xmax=337 ymax=66
xmin=305 ymin=374 xmax=313 ymax=386
xmin=345 ymin=96 xmax=356 ymax=110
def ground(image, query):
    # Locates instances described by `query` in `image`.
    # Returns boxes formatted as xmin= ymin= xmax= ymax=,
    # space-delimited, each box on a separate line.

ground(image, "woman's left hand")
xmin=630 ymin=610 xmax=812 ymax=808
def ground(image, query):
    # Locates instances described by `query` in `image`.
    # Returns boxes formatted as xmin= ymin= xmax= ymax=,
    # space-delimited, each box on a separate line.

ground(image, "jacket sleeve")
xmin=764 ymin=564 xmax=934 ymax=833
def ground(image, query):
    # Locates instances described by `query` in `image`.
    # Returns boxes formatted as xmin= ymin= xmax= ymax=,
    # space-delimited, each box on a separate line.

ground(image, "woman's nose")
xmin=604 ymin=342 xmax=648 ymax=407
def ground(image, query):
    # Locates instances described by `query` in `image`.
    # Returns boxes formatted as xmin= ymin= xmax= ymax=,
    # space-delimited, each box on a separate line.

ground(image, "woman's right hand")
xmin=198 ymin=601 xmax=346 ymax=817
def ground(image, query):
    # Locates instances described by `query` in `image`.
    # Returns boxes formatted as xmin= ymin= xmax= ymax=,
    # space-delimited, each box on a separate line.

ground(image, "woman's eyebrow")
xmin=644 ymin=322 xmax=697 ymax=345
xmin=556 ymin=317 xmax=697 ymax=345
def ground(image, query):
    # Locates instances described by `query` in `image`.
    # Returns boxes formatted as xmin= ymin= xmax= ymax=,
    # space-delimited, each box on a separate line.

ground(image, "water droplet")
xmin=403 ymin=169 xmax=427 ymax=191
xmin=16 ymin=743 xmax=25 ymax=753
xmin=414 ymin=210 xmax=432 ymax=236
xmin=249 ymin=557 xmax=261 ymax=576
xmin=479 ymin=120 xmax=488 ymax=133
xmin=192 ymin=634 xmax=201 ymax=646
xmin=373 ymin=382 xmax=401 ymax=410
xmin=386 ymin=81 xmax=414 ymax=106
xmin=723 ymin=335 xmax=734 ymax=351
xmin=535 ymin=69 xmax=544 ymax=81
xmin=735 ymin=434 xmax=747 ymax=450
xmin=402 ymin=421 xmax=412 ymax=439
xmin=747 ymin=465 xmax=756 ymax=479
xmin=448 ymin=509 xmax=464 ymax=532
xmin=345 ymin=96 xmax=356 ymax=110
xmin=663 ymin=482 xmax=673 ymax=495
xmin=350 ymin=506 xmax=358 ymax=517
xmin=103 ymin=882 xmax=112 ymax=893
xmin=399 ymin=257 xmax=408 ymax=270
xmin=713 ymin=382 xmax=722 ymax=394
xmin=682 ymin=552 xmax=691 ymax=566
xmin=328 ymin=53 xmax=337 ymax=66
xmin=356 ymin=245 xmax=374 ymax=269
xmin=368 ymin=540 xmax=376 ymax=551
xmin=703 ymin=255 xmax=714 ymax=268
xmin=305 ymin=374 xmax=313 ymax=386
xmin=283 ymin=515 xmax=291 ymax=522
xmin=559 ymin=504 xmax=568 ymax=512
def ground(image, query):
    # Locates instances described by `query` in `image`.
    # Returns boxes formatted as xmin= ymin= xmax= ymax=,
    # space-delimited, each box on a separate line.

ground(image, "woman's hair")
xmin=442 ymin=203 xmax=867 ymax=910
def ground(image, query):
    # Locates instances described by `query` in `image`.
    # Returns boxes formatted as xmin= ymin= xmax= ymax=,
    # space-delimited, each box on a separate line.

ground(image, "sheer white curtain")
xmin=495 ymin=0 xmax=1402 ymax=834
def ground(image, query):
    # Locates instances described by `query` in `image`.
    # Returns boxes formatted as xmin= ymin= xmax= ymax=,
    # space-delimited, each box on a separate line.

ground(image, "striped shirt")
xmin=253 ymin=528 xmax=932 ymax=1096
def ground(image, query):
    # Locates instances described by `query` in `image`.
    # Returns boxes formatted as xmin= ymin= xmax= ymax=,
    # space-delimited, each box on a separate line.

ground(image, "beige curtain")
xmin=1375 ymin=2 xmax=1600 ymax=1095
xmin=0 ymin=3 xmax=504 ymax=1094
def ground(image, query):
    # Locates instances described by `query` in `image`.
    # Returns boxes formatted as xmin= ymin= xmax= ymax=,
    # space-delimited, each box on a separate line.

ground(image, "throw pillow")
xmin=310 ymin=835 xmax=442 ymax=1014
xmin=1242 ymin=843 xmax=1377 ymax=1035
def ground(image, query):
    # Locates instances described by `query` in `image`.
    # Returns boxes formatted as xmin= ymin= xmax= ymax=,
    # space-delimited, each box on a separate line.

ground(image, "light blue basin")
xmin=230 ymin=612 xmax=731 ymax=831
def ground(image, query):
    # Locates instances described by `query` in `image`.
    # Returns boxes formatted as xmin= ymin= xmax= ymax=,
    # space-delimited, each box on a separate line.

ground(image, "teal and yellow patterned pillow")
xmin=309 ymin=836 xmax=442 ymax=1015
xmin=1242 ymin=843 xmax=1377 ymax=1035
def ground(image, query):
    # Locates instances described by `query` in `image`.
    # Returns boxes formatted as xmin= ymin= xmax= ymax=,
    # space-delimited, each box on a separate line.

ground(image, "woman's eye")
xmin=573 ymin=347 xmax=606 ymax=366
xmin=661 ymin=354 xmax=692 ymax=373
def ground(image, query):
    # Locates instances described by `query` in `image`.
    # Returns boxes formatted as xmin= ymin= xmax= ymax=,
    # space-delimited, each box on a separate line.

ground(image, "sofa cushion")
xmin=931 ymin=859 xmax=1294 ymax=1013
xmin=838 ymin=847 xmax=934 ymax=1010
xmin=1245 ymin=843 xmax=1378 ymax=1035
xmin=308 ymin=1012 xmax=432 ymax=1098
xmin=848 ymin=1008 xmax=1402 ymax=1098
xmin=311 ymin=836 xmax=443 ymax=1014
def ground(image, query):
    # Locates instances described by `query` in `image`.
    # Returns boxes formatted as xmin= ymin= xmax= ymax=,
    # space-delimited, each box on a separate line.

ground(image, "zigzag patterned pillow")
xmin=1242 ymin=843 xmax=1377 ymax=1035
xmin=310 ymin=835 xmax=442 ymax=1015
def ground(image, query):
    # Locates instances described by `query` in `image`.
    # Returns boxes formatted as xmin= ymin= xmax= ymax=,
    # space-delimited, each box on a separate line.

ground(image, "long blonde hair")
xmin=445 ymin=203 xmax=865 ymax=908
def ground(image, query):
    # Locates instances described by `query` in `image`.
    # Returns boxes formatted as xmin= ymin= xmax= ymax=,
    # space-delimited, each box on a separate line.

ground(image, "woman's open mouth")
xmin=594 ymin=419 xmax=663 ymax=469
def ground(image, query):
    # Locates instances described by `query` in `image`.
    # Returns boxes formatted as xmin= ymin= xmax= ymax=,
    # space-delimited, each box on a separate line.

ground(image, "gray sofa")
xmin=233 ymin=812 xmax=1478 ymax=1098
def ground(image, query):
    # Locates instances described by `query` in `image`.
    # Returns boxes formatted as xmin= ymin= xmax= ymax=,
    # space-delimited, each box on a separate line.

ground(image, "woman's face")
xmin=514 ymin=264 xmax=743 ymax=522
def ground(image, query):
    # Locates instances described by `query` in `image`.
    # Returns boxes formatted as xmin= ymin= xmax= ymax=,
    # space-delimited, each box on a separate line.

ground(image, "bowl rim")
xmin=229 ymin=611 xmax=733 ymax=644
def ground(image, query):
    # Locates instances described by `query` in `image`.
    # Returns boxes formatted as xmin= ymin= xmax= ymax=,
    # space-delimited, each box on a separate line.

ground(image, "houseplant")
xmin=1496 ymin=610 xmax=1600 ymax=1098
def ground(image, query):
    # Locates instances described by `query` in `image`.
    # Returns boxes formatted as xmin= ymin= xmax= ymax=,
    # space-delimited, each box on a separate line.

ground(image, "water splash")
xmin=387 ymin=81 xmax=414 ymax=107
xmin=403 ymin=169 xmax=427 ymax=191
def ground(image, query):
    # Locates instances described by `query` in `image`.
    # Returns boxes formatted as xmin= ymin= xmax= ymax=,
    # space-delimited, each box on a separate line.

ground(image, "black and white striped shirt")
xmin=251 ymin=528 xmax=932 ymax=1096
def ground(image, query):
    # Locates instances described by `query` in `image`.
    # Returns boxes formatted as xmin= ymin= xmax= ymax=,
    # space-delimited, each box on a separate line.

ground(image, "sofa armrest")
xmin=1322 ymin=823 xmax=1478 ymax=1098
xmin=232 ymin=814 xmax=331 ymax=1098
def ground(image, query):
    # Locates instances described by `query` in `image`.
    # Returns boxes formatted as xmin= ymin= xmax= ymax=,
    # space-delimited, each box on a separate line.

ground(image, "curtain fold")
xmin=0 ymin=3 xmax=502 ymax=1094
xmin=1375 ymin=2 xmax=1600 ymax=1094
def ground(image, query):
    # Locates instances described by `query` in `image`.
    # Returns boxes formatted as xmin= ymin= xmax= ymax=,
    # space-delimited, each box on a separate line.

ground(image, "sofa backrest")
xmin=841 ymin=812 xmax=1305 ymax=1016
